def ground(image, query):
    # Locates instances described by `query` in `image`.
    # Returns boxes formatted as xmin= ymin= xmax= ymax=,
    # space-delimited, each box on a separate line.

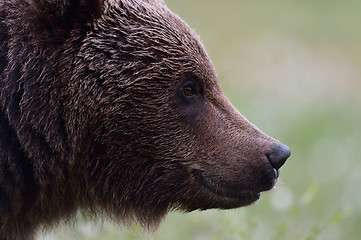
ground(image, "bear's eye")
xmin=177 ymin=79 xmax=203 ymax=105
xmin=183 ymin=85 xmax=195 ymax=97
xmin=181 ymin=81 xmax=200 ymax=100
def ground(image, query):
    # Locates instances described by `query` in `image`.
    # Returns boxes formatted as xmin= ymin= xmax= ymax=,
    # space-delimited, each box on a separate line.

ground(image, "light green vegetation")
xmin=40 ymin=0 xmax=361 ymax=239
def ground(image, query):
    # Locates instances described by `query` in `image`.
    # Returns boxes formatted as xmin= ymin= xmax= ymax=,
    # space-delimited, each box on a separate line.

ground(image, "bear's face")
xmin=64 ymin=0 xmax=289 ymax=218
xmin=3 ymin=0 xmax=291 ymax=227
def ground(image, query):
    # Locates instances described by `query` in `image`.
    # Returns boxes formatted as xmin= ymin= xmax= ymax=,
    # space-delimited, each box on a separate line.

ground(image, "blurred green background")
xmin=40 ymin=0 xmax=361 ymax=239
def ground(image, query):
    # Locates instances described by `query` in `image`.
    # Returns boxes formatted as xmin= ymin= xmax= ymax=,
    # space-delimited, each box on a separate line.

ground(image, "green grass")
xmin=40 ymin=0 xmax=361 ymax=239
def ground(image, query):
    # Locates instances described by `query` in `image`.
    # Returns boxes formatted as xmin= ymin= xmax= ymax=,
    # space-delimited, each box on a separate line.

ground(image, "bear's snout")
xmin=267 ymin=143 xmax=291 ymax=170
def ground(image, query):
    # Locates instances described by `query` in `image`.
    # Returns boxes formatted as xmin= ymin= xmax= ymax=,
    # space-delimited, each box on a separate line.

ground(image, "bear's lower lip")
xmin=192 ymin=170 xmax=261 ymax=202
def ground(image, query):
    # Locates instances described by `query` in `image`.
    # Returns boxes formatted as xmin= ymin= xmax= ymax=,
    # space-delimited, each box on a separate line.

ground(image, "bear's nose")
xmin=267 ymin=143 xmax=291 ymax=170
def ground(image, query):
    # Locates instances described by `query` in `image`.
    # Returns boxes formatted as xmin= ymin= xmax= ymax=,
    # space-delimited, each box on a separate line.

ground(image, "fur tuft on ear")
xmin=31 ymin=0 xmax=103 ymax=26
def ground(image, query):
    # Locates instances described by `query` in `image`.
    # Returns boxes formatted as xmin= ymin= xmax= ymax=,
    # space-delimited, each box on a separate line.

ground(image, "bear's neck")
xmin=0 ymin=2 xmax=89 ymax=236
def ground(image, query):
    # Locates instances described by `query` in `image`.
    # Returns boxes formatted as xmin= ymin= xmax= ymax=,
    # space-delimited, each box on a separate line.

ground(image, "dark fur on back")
xmin=0 ymin=0 xmax=290 ymax=239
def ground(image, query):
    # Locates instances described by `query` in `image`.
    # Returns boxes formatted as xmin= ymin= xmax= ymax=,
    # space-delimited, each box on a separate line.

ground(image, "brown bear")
xmin=0 ymin=0 xmax=290 ymax=239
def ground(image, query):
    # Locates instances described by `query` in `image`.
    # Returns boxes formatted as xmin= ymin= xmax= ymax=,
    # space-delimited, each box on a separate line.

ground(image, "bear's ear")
xmin=31 ymin=0 xmax=103 ymax=27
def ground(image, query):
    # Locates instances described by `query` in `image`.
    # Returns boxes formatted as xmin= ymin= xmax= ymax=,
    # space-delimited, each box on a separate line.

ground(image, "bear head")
xmin=1 ymin=0 xmax=290 ymax=231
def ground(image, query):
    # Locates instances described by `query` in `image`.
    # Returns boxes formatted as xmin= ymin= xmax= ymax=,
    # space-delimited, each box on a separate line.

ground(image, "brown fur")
xmin=0 ymin=0 xmax=290 ymax=239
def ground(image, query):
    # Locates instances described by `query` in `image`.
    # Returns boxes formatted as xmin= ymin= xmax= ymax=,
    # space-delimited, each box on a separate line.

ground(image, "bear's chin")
xmin=190 ymin=170 xmax=273 ymax=209
xmin=188 ymin=192 xmax=261 ymax=211
xmin=208 ymin=192 xmax=261 ymax=210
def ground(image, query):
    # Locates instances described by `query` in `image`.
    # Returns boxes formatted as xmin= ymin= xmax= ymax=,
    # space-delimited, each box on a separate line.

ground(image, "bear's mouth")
xmin=192 ymin=170 xmax=261 ymax=203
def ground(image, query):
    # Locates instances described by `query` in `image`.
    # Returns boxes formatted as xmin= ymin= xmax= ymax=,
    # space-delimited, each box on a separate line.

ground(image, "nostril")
xmin=267 ymin=143 xmax=291 ymax=170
